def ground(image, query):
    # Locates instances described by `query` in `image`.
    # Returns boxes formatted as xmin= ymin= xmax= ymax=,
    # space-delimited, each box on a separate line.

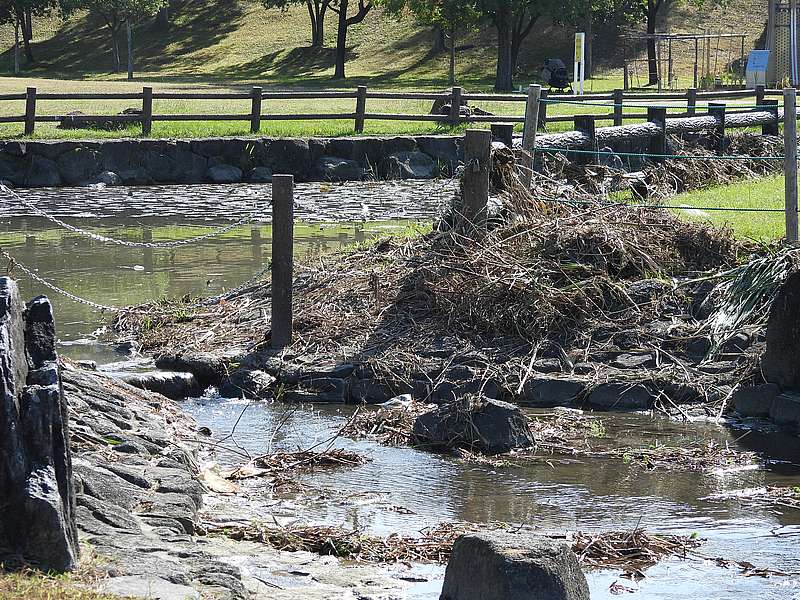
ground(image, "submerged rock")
xmin=440 ymin=532 xmax=589 ymax=600
xmin=586 ymin=383 xmax=653 ymax=411
xmin=412 ymin=396 xmax=535 ymax=455
xmin=119 ymin=371 xmax=201 ymax=400
xmin=386 ymin=151 xmax=438 ymax=179
xmin=218 ymin=368 xmax=276 ymax=399
xmin=155 ymin=352 xmax=226 ymax=388
xmin=206 ymin=164 xmax=243 ymax=184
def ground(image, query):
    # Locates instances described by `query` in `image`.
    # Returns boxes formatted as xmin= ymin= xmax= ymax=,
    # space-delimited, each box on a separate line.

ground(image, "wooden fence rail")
xmin=1 ymin=84 xmax=788 ymax=138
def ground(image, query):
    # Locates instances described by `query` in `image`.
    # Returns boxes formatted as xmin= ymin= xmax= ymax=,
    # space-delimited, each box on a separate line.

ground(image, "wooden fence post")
xmin=708 ymin=102 xmax=726 ymax=155
xmin=449 ymin=87 xmax=463 ymax=125
xmin=461 ymin=129 xmax=491 ymax=231
xmin=271 ymin=174 xmax=294 ymax=348
xmin=250 ymin=86 xmax=263 ymax=134
xmin=522 ymin=84 xmax=541 ymax=187
xmin=24 ymin=87 xmax=36 ymax=136
xmin=355 ymin=85 xmax=367 ymax=134
xmin=647 ymin=107 xmax=667 ymax=162
xmin=574 ymin=116 xmax=597 ymax=165
xmin=763 ymin=99 xmax=780 ymax=136
xmin=784 ymin=88 xmax=799 ymax=243
xmin=686 ymin=87 xmax=697 ymax=117
xmin=755 ymin=84 xmax=766 ymax=109
xmin=538 ymin=89 xmax=549 ymax=131
xmin=142 ymin=86 xmax=153 ymax=136
xmin=613 ymin=89 xmax=624 ymax=126
xmin=490 ymin=122 xmax=514 ymax=147
xmin=623 ymin=64 xmax=630 ymax=90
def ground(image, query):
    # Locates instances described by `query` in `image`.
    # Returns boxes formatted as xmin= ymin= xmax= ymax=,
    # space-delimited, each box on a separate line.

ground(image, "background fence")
xmin=2 ymin=84 xmax=790 ymax=137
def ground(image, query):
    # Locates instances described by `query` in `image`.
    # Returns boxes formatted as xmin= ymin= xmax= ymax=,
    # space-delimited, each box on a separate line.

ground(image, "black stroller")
xmin=541 ymin=59 xmax=573 ymax=92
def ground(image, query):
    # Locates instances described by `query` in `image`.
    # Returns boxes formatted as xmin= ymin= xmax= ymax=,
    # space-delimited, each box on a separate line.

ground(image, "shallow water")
xmin=2 ymin=181 xmax=799 ymax=599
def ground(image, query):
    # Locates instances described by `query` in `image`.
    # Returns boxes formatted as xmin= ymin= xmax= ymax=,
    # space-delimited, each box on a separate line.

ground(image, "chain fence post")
xmin=522 ymin=83 xmax=541 ymax=187
xmin=449 ymin=86 xmax=462 ymax=125
xmin=271 ymin=174 xmax=294 ymax=348
xmin=647 ymin=107 xmax=667 ymax=162
xmin=613 ymin=89 xmax=624 ymax=126
xmin=461 ymin=129 xmax=491 ymax=231
xmin=784 ymin=88 xmax=799 ymax=243
xmin=686 ymin=87 xmax=697 ymax=117
xmin=707 ymin=102 xmax=726 ymax=155
xmin=763 ymin=99 xmax=780 ymax=136
xmin=574 ymin=116 xmax=597 ymax=165
xmin=538 ymin=89 xmax=548 ymax=131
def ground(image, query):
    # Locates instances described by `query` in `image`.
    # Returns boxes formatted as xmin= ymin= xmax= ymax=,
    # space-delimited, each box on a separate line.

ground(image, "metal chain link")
xmin=0 ymin=184 xmax=265 ymax=248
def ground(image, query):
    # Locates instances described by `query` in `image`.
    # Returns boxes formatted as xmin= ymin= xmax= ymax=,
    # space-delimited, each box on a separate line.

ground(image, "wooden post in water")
xmin=785 ymin=88 xmax=799 ymax=243
xmin=271 ymin=175 xmax=294 ymax=348
xmin=250 ymin=86 xmax=263 ymax=134
xmin=461 ymin=129 xmax=491 ymax=231
xmin=522 ymin=84 xmax=541 ymax=187
xmin=355 ymin=85 xmax=367 ymax=134
xmin=24 ymin=87 xmax=36 ymax=136
xmin=142 ymin=87 xmax=153 ymax=136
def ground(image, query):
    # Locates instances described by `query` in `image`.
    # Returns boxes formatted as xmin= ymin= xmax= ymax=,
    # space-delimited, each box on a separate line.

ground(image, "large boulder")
xmin=385 ymin=151 xmax=438 ymax=179
xmin=155 ymin=352 xmax=226 ymax=389
xmin=412 ymin=396 xmax=535 ymax=455
xmin=312 ymin=156 xmax=365 ymax=181
xmin=206 ymin=164 xmax=243 ymax=184
xmin=0 ymin=280 xmax=79 ymax=571
xmin=586 ymin=382 xmax=653 ymax=411
xmin=26 ymin=156 xmax=62 ymax=187
xmin=440 ymin=532 xmax=590 ymax=600
xmin=762 ymin=271 xmax=800 ymax=389
xmin=56 ymin=148 xmax=101 ymax=186
xmin=118 ymin=371 xmax=202 ymax=400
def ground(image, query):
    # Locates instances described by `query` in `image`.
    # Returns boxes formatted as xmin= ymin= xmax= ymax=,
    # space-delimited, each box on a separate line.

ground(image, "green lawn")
xmin=668 ymin=174 xmax=789 ymax=241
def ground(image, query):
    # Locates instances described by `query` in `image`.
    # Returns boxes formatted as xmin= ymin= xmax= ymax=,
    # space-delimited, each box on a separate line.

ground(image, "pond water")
xmin=2 ymin=181 xmax=799 ymax=599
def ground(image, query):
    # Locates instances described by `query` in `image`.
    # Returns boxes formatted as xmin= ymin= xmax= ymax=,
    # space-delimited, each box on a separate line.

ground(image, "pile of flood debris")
xmin=113 ymin=132 xmax=796 ymax=420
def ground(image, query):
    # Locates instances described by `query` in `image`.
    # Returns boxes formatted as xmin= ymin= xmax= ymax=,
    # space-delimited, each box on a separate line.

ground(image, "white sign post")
xmin=574 ymin=32 xmax=586 ymax=95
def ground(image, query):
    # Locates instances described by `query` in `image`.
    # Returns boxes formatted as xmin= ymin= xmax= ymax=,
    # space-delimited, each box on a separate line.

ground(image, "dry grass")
xmin=0 ymin=569 xmax=131 ymax=600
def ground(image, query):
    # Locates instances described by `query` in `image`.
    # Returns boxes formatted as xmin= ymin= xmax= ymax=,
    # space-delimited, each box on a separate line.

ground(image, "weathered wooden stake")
xmin=756 ymin=84 xmax=766 ymax=109
xmin=613 ymin=89 xmax=624 ymax=126
xmin=355 ymin=85 xmax=367 ymax=134
xmin=250 ymin=86 xmax=263 ymax=134
xmin=271 ymin=175 xmax=294 ymax=348
xmin=763 ymin=100 xmax=780 ymax=136
xmin=647 ymin=107 xmax=668 ymax=162
xmin=522 ymin=83 xmax=541 ymax=187
xmin=686 ymin=87 xmax=697 ymax=117
xmin=573 ymin=116 xmax=597 ymax=165
xmin=707 ymin=102 xmax=726 ymax=155
xmin=538 ymin=89 xmax=549 ymax=131
xmin=142 ymin=86 xmax=153 ymax=136
xmin=785 ymin=88 xmax=799 ymax=243
xmin=461 ymin=129 xmax=491 ymax=231
xmin=24 ymin=86 xmax=36 ymax=136
xmin=449 ymin=86 xmax=463 ymax=125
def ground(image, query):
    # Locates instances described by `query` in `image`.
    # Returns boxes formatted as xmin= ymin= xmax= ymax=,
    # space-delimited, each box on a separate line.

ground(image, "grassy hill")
xmin=0 ymin=0 xmax=769 ymax=90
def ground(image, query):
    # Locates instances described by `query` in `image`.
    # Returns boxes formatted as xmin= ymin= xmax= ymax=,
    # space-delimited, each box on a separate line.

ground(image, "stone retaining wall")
xmin=0 ymin=135 xmax=464 ymax=188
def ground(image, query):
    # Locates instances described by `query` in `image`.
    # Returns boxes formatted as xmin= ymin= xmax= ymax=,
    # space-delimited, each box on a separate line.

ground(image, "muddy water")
xmin=2 ymin=182 xmax=799 ymax=599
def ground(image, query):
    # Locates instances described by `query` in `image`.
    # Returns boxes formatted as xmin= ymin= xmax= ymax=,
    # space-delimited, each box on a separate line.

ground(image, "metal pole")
xmin=785 ymin=88 xmax=799 ymax=243
xmin=271 ymin=175 xmax=294 ymax=348
xmin=461 ymin=129 xmax=491 ymax=231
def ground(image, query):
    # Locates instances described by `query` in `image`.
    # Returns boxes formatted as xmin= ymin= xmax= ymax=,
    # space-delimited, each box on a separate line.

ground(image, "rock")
xmin=247 ymin=166 xmax=272 ymax=183
xmin=155 ymin=352 xmax=225 ymax=388
xmin=97 ymin=576 xmax=200 ymax=600
xmin=268 ymin=139 xmax=311 ymax=180
xmin=586 ymin=383 xmax=653 ymax=411
xmin=94 ymin=171 xmax=122 ymax=186
xmin=118 ymin=167 xmax=154 ymax=186
xmin=440 ymin=532 xmax=589 ymax=600
xmin=721 ymin=332 xmax=751 ymax=354
xmin=762 ymin=271 xmax=800 ymax=389
xmin=114 ymin=339 xmax=140 ymax=355
xmin=118 ymin=371 xmax=202 ymax=400
xmin=0 ymin=280 xmax=79 ymax=571
xmin=313 ymin=156 xmax=365 ymax=181
xmin=386 ymin=151 xmax=438 ymax=179
xmin=26 ymin=156 xmax=62 ymax=187
xmin=610 ymin=353 xmax=655 ymax=369
xmin=531 ymin=358 xmax=563 ymax=374
xmin=625 ymin=279 xmax=672 ymax=305
xmin=218 ymin=369 xmax=275 ymax=399
xmin=770 ymin=393 xmax=800 ymax=428
xmin=417 ymin=136 xmax=462 ymax=174
xmin=412 ymin=396 xmax=535 ymax=455
xmin=732 ymin=384 xmax=780 ymax=418
xmin=521 ymin=378 xmax=585 ymax=408
xmin=206 ymin=164 xmax=243 ymax=184
xmin=57 ymin=148 xmax=101 ymax=186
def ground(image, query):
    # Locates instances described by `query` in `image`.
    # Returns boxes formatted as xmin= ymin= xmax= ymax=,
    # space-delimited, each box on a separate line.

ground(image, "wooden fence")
xmin=0 ymin=84 xmax=789 ymax=137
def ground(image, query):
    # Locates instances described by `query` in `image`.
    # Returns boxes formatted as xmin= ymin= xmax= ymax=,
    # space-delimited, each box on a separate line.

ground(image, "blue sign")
xmin=747 ymin=50 xmax=771 ymax=73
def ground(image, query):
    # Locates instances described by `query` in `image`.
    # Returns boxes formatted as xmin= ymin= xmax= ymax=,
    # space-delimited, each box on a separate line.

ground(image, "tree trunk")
xmin=585 ymin=10 xmax=593 ymax=79
xmin=647 ymin=1 xmax=658 ymax=85
xmin=14 ymin=18 xmax=20 ymax=74
xmin=111 ymin=28 xmax=121 ymax=73
xmin=333 ymin=0 xmax=349 ymax=79
xmin=433 ymin=25 xmax=446 ymax=53
xmin=494 ymin=0 xmax=513 ymax=91
xmin=307 ymin=1 xmax=320 ymax=46
xmin=157 ymin=6 xmax=169 ymax=29
xmin=127 ymin=20 xmax=134 ymax=81
xmin=309 ymin=0 xmax=327 ymax=47
xmin=21 ymin=9 xmax=34 ymax=64
xmin=448 ymin=26 xmax=456 ymax=85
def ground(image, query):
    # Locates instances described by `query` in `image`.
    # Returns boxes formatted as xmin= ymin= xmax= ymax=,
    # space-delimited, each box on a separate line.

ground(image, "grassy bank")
xmin=0 ymin=570 xmax=128 ymax=600
xmin=670 ymin=174 xmax=788 ymax=241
